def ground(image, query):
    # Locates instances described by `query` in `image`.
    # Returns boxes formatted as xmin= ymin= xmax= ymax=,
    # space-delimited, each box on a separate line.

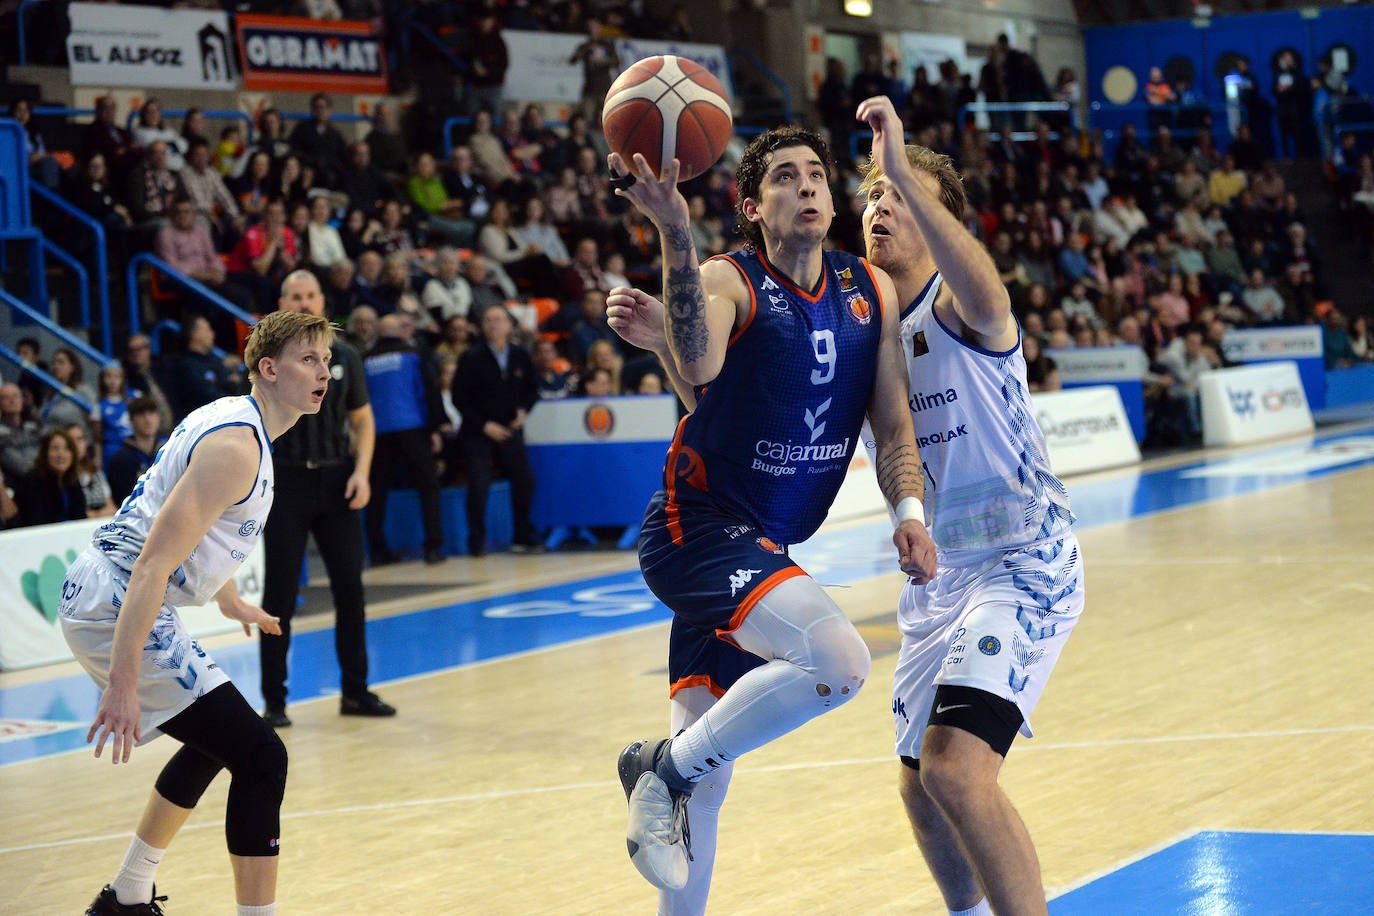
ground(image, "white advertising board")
xmin=0 ymin=519 xmax=262 ymax=671
xmin=1033 ymin=385 xmax=1142 ymax=476
xmin=1200 ymin=360 xmax=1314 ymax=447
xmin=67 ymin=3 xmax=236 ymax=90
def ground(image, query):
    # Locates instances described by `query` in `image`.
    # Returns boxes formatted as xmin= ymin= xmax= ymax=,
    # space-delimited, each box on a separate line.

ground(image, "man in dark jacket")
xmin=451 ymin=304 xmax=540 ymax=556
xmin=163 ymin=314 xmax=244 ymax=423
xmin=362 ymin=314 xmax=446 ymax=565
xmin=106 ymin=397 xmax=166 ymax=506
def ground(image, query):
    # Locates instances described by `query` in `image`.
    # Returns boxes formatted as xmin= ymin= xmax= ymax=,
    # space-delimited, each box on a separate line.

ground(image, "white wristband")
xmin=895 ymin=496 xmax=924 ymax=524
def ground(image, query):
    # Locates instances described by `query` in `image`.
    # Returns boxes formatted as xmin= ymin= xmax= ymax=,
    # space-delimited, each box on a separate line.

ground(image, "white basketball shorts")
xmin=892 ymin=533 xmax=1084 ymax=759
xmin=59 ymin=548 xmax=230 ymax=744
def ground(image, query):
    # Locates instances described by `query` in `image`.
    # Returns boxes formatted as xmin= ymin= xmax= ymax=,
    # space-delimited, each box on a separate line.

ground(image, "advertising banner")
xmin=1049 ymin=345 xmax=1149 ymax=442
xmin=502 ymin=31 xmax=587 ymax=105
xmin=1033 ymin=385 xmax=1142 ymax=476
xmin=899 ymin=32 xmax=971 ymax=84
xmin=1221 ymin=326 xmax=1325 ymax=410
xmin=67 ymin=3 xmax=236 ymax=90
xmin=236 ymin=14 xmax=387 ymax=94
xmin=1199 ymin=360 xmax=1314 ymax=447
xmin=0 ymin=519 xmax=263 ymax=671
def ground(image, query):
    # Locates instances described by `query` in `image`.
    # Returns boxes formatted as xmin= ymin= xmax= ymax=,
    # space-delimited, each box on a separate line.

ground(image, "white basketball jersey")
xmin=94 ymin=396 xmax=274 ymax=606
xmin=868 ymin=273 xmax=1073 ymax=556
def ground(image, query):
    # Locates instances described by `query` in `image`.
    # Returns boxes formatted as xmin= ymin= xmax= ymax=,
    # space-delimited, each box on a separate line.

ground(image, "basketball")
xmin=602 ymin=55 xmax=733 ymax=182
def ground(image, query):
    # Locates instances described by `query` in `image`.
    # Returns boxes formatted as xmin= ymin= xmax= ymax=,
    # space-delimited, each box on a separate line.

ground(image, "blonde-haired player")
xmin=60 ymin=310 xmax=334 ymax=915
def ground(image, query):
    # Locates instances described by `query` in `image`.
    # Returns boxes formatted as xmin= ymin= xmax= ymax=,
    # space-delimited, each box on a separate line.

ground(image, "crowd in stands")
xmin=3 ymin=3 xmax=1374 ymax=535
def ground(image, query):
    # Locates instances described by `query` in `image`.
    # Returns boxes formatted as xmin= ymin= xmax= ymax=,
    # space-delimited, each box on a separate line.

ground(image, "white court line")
xmin=5 ymin=723 xmax=1373 ymax=857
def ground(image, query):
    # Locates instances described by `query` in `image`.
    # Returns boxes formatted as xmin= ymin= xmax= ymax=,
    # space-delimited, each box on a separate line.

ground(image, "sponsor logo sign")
xmin=67 ymin=3 xmax=235 ymax=89
xmin=236 ymin=14 xmax=387 ymax=93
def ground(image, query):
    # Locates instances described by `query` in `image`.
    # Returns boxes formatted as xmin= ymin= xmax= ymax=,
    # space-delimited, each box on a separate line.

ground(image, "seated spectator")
xmin=67 ymin=154 xmax=133 ymax=262
xmin=370 ymin=199 xmax=416 ymax=257
xmin=121 ymin=334 xmax=174 ymax=433
xmin=497 ymin=107 xmax=544 ymax=184
xmin=9 ymin=98 xmax=61 ymax=190
xmin=1349 ymin=314 xmax=1373 ymax=362
xmin=568 ymin=289 xmax=620 ymax=366
xmin=1157 ymin=324 xmax=1219 ymax=436
xmin=290 ymin=93 xmax=349 ymax=188
xmin=1276 ymin=261 xmax=1317 ymax=323
xmin=514 ymin=197 xmax=571 ymax=268
xmin=163 ymin=314 xmax=244 ymax=423
xmin=225 ymin=198 xmax=300 ymax=310
xmin=230 ymin=150 xmax=275 ymax=223
xmin=546 ymin=166 xmax=585 ymax=230
xmin=305 ymin=193 xmax=348 ymax=271
xmin=64 ymin=422 xmax=112 ymax=517
xmin=366 ymin=100 xmax=408 ymax=183
xmin=155 ymin=196 xmax=256 ymax=329
xmin=433 ymin=354 xmax=465 ymax=485
xmin=324 ymin=258 xmax=360 ymax=316
xmin=441 ymin=146 xmax=493 ymax=227
xmin=270 ymin=153 xmax=311 ymax=213
xmin=129 ymin=98 xmax=188 ymax=171
xmin=95 ymin=362 xmax=132 ymax=468
xmin=1208 ymin=154 xmax=1247 ymax=207
xmin=633 ymin=372 xmax=665 ymax=395
xmin=1175 ymin=233 xmax=1208 ymax=276
xmin=339 ymin=141 xmax=396 ymax=216
xmin=1174 ymin=199 xmax=1207 ymax=245
xmin=127 ymin=141 xmax=184 ymax=236
xmin=180 ymin=107 xmax=208 ymax=150
xmin=214 ymin=125 xmax=246 ymax=176
xmin=345 ymin=305 xmax=380 ymax=353
xmin=1229 ymin=123 xmax=1266 ymax=173
xmin=578 ymin=366 xmax=616 ymax=398
xmin=1240 ymin=268 xmax=1285 ymax=325
xmin=0 ymin=382 xmax=41 ymax=482
xmin=6 ymin=429 xmax=86 ymax=526
xmin=1060 ymin=281 xmax=1103 ymax=330
xmin=80 ymin=95 xmax=140 ymax=184
xmin=37 ymin=347 xmax=97 ymax=437
xmin=422 ymin=248 xmax=475 ymax=324
xmin=407 ymin=151 xmax=473 ymax=247
xmin=582 ymin=339 xmax=624 ymax=393
xmin=533 ymin=338 xmax=575 ymax=399
xmin=561 ymin=237 xmax=610 ymax=306
xmin=550 ymin=111 xmax=609 ymax=174
xmin=468 ymin=109 xmax=522 ymax=196
xmin=339 ymin=207 xmax=376 ymax=261
xmin=240 ymin=108 xmax=292 ymax=172
xmin=603 ymin=251 xmax=631 ymax=291
xmin=477 ymin=198 xmax=560 ymax=297
xmin=688 ymin=195 xmax=726 ymax=258
xmin=1250 ymin=162 xmax=1286 ymax=210
xmin=179 ymin=138 xmax=244 ymax=246
xmin=1022 ymin=334 xmax=1061 ymax=393
xmin=464 ymin=254 xmax=517 ymax=317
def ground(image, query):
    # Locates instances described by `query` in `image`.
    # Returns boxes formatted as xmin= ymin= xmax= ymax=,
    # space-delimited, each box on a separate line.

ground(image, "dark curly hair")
xmin=734 ymin=126 xmax=834 ymax=251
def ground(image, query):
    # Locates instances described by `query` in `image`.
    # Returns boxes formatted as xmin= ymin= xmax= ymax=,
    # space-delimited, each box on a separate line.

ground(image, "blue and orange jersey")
xmin=661 ymin=247 xmax=885 ymax=545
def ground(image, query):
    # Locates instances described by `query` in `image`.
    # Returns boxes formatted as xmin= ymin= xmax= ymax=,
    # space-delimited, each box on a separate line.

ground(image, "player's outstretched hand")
xmin=894 ymin=518 xmax=937 ymax=584
xmin=608 ymin=151 xmax=690 ymax=228
xmin=219 ymin=596 xmax=282 ymax=637
xmin=88 ymin=682 xmax=141 ymax=764
xmin=607 ymin=286 xmax=669 ymax=355
xmin=856 ymin=96 xmax=909 ymax=184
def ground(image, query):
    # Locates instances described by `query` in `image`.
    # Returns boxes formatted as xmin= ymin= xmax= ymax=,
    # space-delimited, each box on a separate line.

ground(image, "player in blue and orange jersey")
xmin=607 ymin=124 xmax=937 ymax=908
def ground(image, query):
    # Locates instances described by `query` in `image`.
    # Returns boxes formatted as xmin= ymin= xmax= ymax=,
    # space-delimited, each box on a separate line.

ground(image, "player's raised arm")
xmin=857 ymin=96 xmax=1014 ymax=344
xmin=89 ymin=426 xmax=261 ymax=763
xmin=609 ymin=152 xmax=739 ymax=386
xmin=866 ymin=266 xmax=937 ymax=582
xmin=606 ymin=285 xmax=699 ymax=411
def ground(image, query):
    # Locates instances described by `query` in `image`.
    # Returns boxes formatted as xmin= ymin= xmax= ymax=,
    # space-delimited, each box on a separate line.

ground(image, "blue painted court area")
xmin=1051 ymin=830 xmax=1374 ymax=914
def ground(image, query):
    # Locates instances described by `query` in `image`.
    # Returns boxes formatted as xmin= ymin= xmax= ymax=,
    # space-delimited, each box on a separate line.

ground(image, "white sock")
xmin=111 ymin=835 xmax=164 ymax=905
xmin=951 ymin=900 xmax=992 ymax=916
xmin=237 ymin=904 xmax=276 ymax=916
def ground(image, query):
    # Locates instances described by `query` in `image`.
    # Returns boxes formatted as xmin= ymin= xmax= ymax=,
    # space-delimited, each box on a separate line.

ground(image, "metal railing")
xmin=728 ymin=48 xmax=794 ymax=126
xmin=15 ymin=0 xmax=44 ymax=67
xmin=0 ymin=287 xmax=109 ymax=416
xmin=30 ymin=185 xmax=111 ymax=354
xmin=958 ymin=101 xmax=1078 ymax=142
xmin=38 ymin=238 xmax=91 ymax=332
xmin=125 ymin=252 xmax=258 ymax=339
xmin=0 ymin=342 xmax=95 ymax=417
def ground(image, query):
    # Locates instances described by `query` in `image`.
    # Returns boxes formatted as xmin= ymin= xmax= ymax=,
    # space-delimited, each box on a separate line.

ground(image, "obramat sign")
xmin=235 ymin=14 xmax=387 ymax=93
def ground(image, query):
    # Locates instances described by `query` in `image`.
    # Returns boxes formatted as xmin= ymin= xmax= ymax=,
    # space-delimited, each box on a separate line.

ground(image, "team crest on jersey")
xmin=835 ymin=267 xmax=856 ymax=291
xmin=911 ymin=330 xmax=929 ymax=358
xmin=768 ymin=293 xmax=790 ymax=313
xmin=755 ymin=536 xmax=785 ymax=555
xmin=978 ymin=635 xmax=1001 ymax=656
xmin=673 ymin=445 xmax=708 ymax=492
xmin=847 ymin=293 xmax=872 ymax=326
xmin=760 ymin=276 xmax=780 ymax=291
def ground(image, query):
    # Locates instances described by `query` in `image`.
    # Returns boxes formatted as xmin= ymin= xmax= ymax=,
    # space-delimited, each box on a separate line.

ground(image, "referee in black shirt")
xmin=259 ymin=271 xmax=396 ymax=727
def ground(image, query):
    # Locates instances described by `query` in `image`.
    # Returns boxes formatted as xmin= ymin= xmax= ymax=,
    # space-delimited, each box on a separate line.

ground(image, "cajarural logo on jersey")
xmin=752 ymin=399 xmax=850 ymax=477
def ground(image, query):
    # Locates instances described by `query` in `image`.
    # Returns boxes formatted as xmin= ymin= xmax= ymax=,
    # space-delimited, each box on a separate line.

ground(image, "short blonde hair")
xmin=244 ymin=310 xmax=334 ymax=382
xmin=857 ymin=145 xmax=967 ymax=221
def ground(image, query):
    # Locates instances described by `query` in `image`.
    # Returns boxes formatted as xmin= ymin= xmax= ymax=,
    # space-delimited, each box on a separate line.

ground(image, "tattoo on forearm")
xmin=876 ymin=442 xmax=923 ymax=506
xmin=665 ymin=264 xmax=709 ymax=364
xmin=663 ymin=223 xmax=694 ymax=254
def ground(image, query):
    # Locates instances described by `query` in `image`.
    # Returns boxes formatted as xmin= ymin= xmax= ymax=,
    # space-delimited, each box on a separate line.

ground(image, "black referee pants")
xmin=259 ymin=463 xmax=370 ymax=709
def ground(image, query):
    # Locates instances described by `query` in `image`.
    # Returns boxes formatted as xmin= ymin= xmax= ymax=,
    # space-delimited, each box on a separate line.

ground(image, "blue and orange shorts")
xmin=638 ymin=491 xmax=808 ymax=699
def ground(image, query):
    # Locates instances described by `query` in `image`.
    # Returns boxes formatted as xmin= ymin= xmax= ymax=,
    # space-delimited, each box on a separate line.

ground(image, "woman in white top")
xmin=305 ymin=194 xmax=347 ymax=270
xmin=477 ymin=198 xmax=561 ymax=297
xmin=132 ymin=99 xmax=188 ymax=171
xmin=514 ymin=197 xmax=571 ymax=268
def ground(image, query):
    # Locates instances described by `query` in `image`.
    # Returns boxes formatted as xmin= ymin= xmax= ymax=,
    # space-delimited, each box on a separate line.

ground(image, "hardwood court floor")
xmin=2 ymin=444 xmax=1373 ymax=913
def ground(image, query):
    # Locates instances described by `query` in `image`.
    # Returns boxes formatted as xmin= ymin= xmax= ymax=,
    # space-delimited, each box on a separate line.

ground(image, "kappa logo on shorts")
xmin=978 ymin=635 xmax=1001 ymax=656
xmin=755 ymin=536 xmax=784 ymax=555
xmin=728 ymin=568 xmax=762 ymax=597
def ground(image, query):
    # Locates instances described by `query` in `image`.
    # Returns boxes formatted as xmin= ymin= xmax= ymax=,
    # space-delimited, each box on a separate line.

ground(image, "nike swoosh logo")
xmin=934 ymin=703 xmax=971 ymax=715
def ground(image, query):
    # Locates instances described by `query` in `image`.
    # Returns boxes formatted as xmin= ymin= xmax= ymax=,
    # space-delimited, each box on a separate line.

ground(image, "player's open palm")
xmin=607 ymin=286 xmax=668 ymax=354
xmin=88 ymin=682 xmax=142 ymax=764
xmin=608 ymin=152 xmax=690 ymax=228
xmin=894 ymin=518 xmax=937 ymax=584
